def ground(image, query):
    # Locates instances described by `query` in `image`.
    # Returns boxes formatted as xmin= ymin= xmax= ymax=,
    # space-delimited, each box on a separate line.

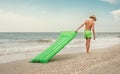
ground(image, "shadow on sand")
xmin=50 ymin=53 xmax=80 ymax=63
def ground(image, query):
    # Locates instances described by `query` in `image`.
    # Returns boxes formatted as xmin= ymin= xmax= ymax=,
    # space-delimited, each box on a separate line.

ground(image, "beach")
xmin=0 ymin=44 xmax=120 ymax=74
xmin=0 ymin=0 xmax=120 ymax=74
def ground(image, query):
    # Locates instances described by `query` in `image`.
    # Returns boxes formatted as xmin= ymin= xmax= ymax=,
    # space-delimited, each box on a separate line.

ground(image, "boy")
xmin=76 ymin=15 xmax=96 ymax=54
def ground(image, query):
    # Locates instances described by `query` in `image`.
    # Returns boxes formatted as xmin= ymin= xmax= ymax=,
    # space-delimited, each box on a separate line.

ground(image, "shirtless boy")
xmin=76 ymin=15 xmax=96 ymax=54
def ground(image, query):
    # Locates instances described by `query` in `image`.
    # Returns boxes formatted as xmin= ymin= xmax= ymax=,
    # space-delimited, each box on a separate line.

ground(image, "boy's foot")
xmin=86 ymin=52 xmax=90 ymax=54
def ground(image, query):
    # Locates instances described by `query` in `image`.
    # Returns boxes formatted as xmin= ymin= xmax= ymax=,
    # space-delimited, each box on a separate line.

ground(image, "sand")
xmin=0 ymin=45 xmax=120 ymax=74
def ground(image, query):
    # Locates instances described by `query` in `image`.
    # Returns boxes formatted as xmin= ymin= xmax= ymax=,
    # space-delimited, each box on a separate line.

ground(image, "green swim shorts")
xmin=84 ymin=30 xmax=92 ymax=39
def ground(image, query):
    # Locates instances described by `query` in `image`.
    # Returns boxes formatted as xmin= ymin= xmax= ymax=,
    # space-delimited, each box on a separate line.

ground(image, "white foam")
xmin=0 ymin=38 xmax=120 ymax=63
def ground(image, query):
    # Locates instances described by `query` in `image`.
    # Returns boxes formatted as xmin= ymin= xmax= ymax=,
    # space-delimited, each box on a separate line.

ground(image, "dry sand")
xmin=0 ymin=45 xmax=120 ymax=74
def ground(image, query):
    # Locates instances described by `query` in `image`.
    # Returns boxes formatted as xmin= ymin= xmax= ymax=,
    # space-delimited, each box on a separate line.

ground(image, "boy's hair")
xmin=89 ymin=15 xmax=97 ymax=21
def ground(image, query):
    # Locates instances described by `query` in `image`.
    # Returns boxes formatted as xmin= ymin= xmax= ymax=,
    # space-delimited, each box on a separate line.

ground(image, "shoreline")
xmin=0 ymin=43 xmax=119 ymax=64
xmin=0 ymin=44 xmax=120 ymax=74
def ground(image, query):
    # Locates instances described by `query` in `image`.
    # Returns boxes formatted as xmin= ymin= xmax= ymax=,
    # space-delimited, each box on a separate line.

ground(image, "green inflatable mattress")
xmin=30 ymin=31 xmax=78 ymax=63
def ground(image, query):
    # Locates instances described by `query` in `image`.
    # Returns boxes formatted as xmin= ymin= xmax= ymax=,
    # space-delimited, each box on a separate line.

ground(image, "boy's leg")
xmin=86 ymin=38 xmax=91 ymax=53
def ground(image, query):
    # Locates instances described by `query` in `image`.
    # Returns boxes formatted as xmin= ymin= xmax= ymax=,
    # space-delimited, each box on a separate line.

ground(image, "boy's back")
xmin=85 ymin=20 xmax=94 ymax=31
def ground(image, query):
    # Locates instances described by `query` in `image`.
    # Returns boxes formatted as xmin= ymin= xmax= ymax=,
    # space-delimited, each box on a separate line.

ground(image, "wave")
xmin=20 ymin=39 xmax=52 ymax=43
xmin=117 ymin=36 xmax=120 ymax=38
xmin=0 ymin=39 xmax=52 ymax=44
xmin=0 ymin=38 xmax=120 ymax=56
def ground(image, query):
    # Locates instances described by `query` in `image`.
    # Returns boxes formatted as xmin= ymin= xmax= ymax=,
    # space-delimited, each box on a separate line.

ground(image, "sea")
xmin=0 ymin=32 xmax=120 ymax=63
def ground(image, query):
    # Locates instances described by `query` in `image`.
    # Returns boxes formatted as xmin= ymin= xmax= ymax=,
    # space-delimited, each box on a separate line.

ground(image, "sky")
xmin=0 ymin=0 xmax=120 ymax=32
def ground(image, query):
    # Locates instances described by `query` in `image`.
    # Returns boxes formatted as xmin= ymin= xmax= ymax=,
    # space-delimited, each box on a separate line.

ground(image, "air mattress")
xmin=30 ymin=31 xmax=78 ymax=63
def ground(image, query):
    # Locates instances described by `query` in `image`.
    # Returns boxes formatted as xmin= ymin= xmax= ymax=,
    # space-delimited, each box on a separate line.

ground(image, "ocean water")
xmin=0 ymin=32 xmax=120 ymax=63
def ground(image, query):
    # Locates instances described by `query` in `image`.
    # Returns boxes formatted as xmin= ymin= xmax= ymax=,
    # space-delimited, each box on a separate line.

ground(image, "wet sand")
xmin=0 ymin=45 xmax=120 ymax=74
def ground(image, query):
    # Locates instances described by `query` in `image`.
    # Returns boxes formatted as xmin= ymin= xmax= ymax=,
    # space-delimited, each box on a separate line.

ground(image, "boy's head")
xmin=89 ymin=15 xmax=96 ymax=21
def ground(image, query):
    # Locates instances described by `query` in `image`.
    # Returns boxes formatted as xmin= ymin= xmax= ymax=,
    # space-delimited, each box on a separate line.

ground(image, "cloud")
xmin=0 ymin=9 xmax=77 ymax=32
xmin=100 ymin=0 xmax=118 ymax=4
xmin=41 ymin=10 xmax=48 ymax=14
xmin=0 ymin=9 xmax=49 ymax=32
xmin=111 ymin=9 xmax=120 ymax=24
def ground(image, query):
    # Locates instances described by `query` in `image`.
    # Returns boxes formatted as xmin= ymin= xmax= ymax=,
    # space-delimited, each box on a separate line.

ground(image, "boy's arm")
xmin=92 ymin=24 xmax=96 ymax=40
xmin=75 ymin=21 xmax=86 ymax=32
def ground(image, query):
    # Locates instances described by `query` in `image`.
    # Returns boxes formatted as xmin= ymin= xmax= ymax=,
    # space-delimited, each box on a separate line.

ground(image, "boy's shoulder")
xmin=84 ymin=20 xmax=89 ymax=23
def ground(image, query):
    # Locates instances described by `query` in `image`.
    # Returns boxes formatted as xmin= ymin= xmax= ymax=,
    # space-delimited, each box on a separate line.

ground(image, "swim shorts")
xmin=84 ymin=30 xmax=92 ymax=39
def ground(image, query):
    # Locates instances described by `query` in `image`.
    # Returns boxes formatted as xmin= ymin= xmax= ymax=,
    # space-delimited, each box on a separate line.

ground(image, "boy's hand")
xmin=75 ymin=30 xmax=78 ymax=32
